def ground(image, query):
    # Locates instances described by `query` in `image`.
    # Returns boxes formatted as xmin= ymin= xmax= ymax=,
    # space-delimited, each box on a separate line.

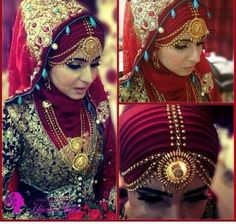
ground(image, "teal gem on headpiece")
xmin=53 ymin=7 xmax=60 ymax=14
xmin=144 ymin=51 xmax=149 ymax=61
xmin=66 ymin=26 xmax=71 ymax=35
xmin=89 ymin=17 xmax=96 ymax=28
xmin=26 ymin=3 xmax=31 ymax=11
xmin=171 ymin=9 xmax=176 ymax=18
xmin=42 ymin=69 xmax=48 ymax=79
xmin=126 ymin=80 xmax=131 ymax=88
xmin=35 ymin=84 xmax=40 ymax=91
xmin=17 ymin=96 xmax=23 ymax=105
xmin=193 ymin=0 xmax=199 ymax=9
xmin=134 ymin=66 xmax=139 ymax=72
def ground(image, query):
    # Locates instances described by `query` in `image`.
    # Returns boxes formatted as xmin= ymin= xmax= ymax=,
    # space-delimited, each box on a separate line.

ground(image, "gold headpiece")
xmin=20 ymin=0 xmax=84 ymax=60
xmin=130 ymin=0 xmax=174 ymax=44
xmin=121 ymin=105 xmax=215 ymax=193
xmin=155 ymin=3 xmax=209 ymax=48
xmin=48 ymin=19 xmax=102 ymax=65
xmin=48 ymin=36 xmax=102 ymax=65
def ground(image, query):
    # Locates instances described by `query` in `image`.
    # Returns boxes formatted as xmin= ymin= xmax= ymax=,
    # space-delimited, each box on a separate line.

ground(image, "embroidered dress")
xmin=3 ymin=0 xmax=116 ymax=220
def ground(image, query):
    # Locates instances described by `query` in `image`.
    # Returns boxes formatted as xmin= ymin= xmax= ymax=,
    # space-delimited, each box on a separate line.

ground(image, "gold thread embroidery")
xmin=20 ymin=0 xmax=84 ymax=60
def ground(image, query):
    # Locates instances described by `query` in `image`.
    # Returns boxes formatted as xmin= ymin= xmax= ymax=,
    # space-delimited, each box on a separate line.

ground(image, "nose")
xmin=168 ymin=204 xmax=182 ymax=219
xmin=78 ymin=65 xmax=95 ymax=83
xmin=188 ymin=45 xmax=201 ymax=64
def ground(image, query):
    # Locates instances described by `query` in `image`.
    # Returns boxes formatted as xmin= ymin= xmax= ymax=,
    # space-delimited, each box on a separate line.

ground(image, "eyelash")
xmin=183 ymin=194 xmax=208 ymax=203
xmin=67 ymin=61 xmax=100 ymax=70
xmin=175 ymin=42 xmax=204 ymax=50
xmin=137 ymin=196 xmax=166 ymax=204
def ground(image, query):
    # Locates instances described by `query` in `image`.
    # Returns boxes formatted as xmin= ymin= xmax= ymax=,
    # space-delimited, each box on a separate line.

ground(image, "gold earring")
xmin=152 ymin=51 xmax=160 ymax=70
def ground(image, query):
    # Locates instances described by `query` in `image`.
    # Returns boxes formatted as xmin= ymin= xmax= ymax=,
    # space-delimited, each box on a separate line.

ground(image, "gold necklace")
xmin=42 ymin=100 xmax=92 ymax=172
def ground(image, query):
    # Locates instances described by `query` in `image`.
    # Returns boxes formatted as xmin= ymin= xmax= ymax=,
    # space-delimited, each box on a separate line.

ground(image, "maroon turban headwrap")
xmin=120 ymin=105 xmax=220 ymax=190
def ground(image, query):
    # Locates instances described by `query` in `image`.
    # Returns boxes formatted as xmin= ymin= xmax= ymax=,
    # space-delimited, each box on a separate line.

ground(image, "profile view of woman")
xmin=119 ymin=0 xmax=221 ymax=102
xmin=120 ymin=104 xmax=226 ymax=219
xmin=3 ymin=0 xmax=116 ymax=220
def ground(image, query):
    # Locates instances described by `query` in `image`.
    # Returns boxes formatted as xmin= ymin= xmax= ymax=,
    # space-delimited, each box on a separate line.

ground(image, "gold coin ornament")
xmin=82 ymin=36 xmax=102 ymax=62
xmin=157 ymin=150 xmax=197 ymax=193
xmin=72 ymin=153 xmax=89 ymax=172
xmin=70 ymin=137 xmax=83 ymax=152
xmin=187 ymin=18 xmax=209 ymax=40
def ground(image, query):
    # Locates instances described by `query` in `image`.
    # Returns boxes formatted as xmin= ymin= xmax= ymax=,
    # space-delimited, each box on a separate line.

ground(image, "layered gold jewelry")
xmin=155 ymin=17 xmax=209 ymax=48
xmin=155 ymin=2 xmax=209 ymax=48
xmin=121 ymin=105 xmax=215 ymax=193
xmin=48 ymin=36 xmax=102 ymax=66
xmin=42 ymin=100 xmax=93 ymax=172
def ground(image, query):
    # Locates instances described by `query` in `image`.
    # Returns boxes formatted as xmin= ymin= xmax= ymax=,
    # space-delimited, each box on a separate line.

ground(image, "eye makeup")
xmin=137 ymin=187 xmax=172 ymax=203
xmin=174 ymin=39 xmax=205 ymax=50
xmin=66 ymin=56 xmax=101 ymax=70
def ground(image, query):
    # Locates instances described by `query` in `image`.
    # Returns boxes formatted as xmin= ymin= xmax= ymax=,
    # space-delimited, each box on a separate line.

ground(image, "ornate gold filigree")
xmin=201 ymin=73 xmax=214 ymax=96
xmin=48 ymin=37 xmax=102 ymax=65
xmin=130 ymin=0 xmax=174 ymax=44
xmin=155 ymin=18 xmax=209 ymax=48
xmin=20 ymin=0 xmax=84 ymax=60
xmin=157 ymin=150 xmax=197 ymax=193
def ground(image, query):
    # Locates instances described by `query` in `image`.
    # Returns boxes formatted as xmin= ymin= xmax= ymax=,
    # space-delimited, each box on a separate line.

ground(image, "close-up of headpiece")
xmin=120 ymin=105 xmax=220 ymax=193
xmin=121 ymin=0 xmax=211 ymax=83
xmin=7 ymin=0 xmax=105 ymax=103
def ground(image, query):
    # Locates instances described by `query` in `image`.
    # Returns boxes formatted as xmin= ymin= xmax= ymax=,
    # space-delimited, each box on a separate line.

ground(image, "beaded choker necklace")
xmin=42 ymin=100 xmax=93 ymax=172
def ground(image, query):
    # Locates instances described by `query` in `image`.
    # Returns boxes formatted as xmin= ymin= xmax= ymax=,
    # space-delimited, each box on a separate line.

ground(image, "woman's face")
xmin=157 ymin=33 xmax=205 ymax=77
xmin=50 ymin=52 xmax=101 ymax=100
xmin=126 ymin=176 xmax=209 ymax=219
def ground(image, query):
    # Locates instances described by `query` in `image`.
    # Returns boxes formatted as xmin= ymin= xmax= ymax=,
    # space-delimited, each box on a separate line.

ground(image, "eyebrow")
xmin=72 ymin=56 xmax=101 ymax=63
xmin=184 ymin=185 xmax=208 ymax=196
xmin=137 ymin=187 xmax=172 ymax=197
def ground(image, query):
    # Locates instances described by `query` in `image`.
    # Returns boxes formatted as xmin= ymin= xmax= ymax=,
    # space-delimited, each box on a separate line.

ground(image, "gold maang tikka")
xmin=155 ymin=2 xmax=209 ymax=48
xmin=48 ymin=19 xmax=102 ymax=66
xmin=121 ymin=105 xmax=215 ymax=194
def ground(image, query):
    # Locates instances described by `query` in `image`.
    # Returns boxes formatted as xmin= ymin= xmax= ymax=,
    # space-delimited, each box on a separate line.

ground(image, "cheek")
xmin=158 ymin=49 xmax=185 ymax=69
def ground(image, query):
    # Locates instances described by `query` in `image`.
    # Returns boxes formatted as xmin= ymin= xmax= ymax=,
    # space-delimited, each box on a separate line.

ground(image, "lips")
xmin=74 ymin=86 xmax=88 ymax=94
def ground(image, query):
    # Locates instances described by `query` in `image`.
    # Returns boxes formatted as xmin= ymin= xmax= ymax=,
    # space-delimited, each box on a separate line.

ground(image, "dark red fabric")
xmin=8 ymin=9 xmax=37 ymax=96
xmin=120 ymin=105 xmax=220 ymax=185
xmin=122 ymin=0 xmax=221 ymax=101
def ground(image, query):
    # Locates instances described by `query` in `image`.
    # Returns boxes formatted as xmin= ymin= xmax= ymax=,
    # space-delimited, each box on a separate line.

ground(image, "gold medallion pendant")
xmin=72 ymin=153 xmax=89 ymax=171
xmin=69 ymin=137 xmax=84 ymax=152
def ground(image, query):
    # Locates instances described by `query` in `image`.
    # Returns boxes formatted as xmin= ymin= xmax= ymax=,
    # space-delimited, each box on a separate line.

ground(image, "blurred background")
xmin=2 ymin=0 xmax=117 ymax=128
xmin=119 ymin=0 xmax=234 ymax=102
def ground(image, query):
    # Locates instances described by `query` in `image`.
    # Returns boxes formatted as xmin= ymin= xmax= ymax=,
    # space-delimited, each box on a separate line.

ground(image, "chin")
xmin=68 ymin=93 xmax=85 ymax=100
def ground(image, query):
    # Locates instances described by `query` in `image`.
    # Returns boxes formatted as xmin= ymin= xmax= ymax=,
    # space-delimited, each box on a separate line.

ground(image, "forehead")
xmin=179 ymin=32 xmax=205 ymax=42
xmin=141 ymin=175 xmax=206 ymax=196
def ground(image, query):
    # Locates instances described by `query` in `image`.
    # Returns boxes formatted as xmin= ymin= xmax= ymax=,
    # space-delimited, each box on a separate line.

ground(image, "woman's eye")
xmin=90 ymin=61 xmax=101 ymax=68
xmin=67 ymin=63 xmax=82 ymax=70
xmin=183 ymin=194 xmax=208 ymax=203
xmin=196 ymin=42 xmax=204 ymax=47
xmin=137 ymin=196 xmax=166 ymax=204
xmin=175 ymin=44 xmax=188 ymax=50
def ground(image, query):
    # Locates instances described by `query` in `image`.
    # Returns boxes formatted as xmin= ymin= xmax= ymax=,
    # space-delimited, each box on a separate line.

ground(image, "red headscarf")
xmin=121 ymin=0 xmax=221 ymax=102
